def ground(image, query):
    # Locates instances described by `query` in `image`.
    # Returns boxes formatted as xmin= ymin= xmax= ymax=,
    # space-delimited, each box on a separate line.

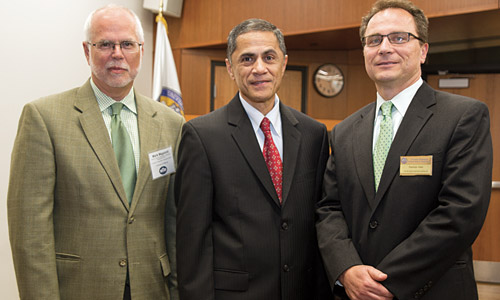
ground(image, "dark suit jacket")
xmin=175 ymin=94 xmax=332 ymax=300
xmin=8 ymin=80 xmax=183 ymax=300
xmin=316 ymin=82 xmax=492 ymax=300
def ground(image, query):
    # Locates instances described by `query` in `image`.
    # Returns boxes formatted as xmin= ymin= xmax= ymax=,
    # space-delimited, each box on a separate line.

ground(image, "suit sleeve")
xmin=316 ymin=127 xmax=363 ymax=287
xmin=7 ymin=103 xmax=61 ymax=299
xmin=379 ymin=100 xmax=492 ymax=299
xmin=165 ymin=117 xmax=185 ymax=300
xmin=312 ymin=125 xmax=337 ymax=299
xmin=175 ymin=122 xmax=215 ymax=300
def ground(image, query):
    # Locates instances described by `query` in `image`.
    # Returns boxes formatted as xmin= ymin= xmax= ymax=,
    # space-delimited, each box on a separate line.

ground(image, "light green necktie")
xmin=374 ymin=101 xmax=393 ymax=191
xmin=111 ymin=102 xmax=136 ymax=204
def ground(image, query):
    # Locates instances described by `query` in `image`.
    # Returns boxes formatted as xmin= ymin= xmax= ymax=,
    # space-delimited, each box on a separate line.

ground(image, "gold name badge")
xmin=400 ymin=156 xmax=432 ymax=176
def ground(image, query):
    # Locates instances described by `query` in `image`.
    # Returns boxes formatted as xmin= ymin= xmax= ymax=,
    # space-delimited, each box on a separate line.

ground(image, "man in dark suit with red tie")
xmin=316 ymin=1 xmax=493 ymax=299
xmin=175 ymin=18 xmax=332 ymax=300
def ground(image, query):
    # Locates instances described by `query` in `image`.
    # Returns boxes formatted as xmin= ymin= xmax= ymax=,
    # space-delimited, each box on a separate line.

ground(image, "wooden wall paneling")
xmin=166 ymin=0 xmax=223 ymax=48
xmin=427 ymin=9 xmax=500 ymax=53
xmin=346 ymin=49 xmax=377 ymax=116
xmin=413 ymin=0 xmax=498 ymax=18
xmin=180 ymin=49 xmax=227 ymax=115
xmin=287 ymin=50 xmax=350 ymax=120
xmin=277 ymin=68 xmax=304 ymax=112
xmin=474 ymin=190 xmax=500 ymax=262
xmin=306 ymin=62 xmax=349 ymax=120
xmin=212 ymin=63 xmax=238 ymax=110
xmin=345 ymin=64 xmax=377 ymax=115
xmin=220 ymin=0 xmax=372 ymax=38
xmin=166 ymin=0 xmax=499 ymax=49
xmin=172 ymin=49 xmax=182 ymax=82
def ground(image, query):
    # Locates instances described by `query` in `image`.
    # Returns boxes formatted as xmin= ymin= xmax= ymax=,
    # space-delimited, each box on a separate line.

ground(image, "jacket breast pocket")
xmin=214 ymin=269 xmax=249 ymax=292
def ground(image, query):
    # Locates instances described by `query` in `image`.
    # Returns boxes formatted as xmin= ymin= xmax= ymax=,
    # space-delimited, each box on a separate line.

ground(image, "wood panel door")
xmin=427 ymin=74 xmax=500 ymax=265
xmin=212 ymin=61 xmax=306 ymax=112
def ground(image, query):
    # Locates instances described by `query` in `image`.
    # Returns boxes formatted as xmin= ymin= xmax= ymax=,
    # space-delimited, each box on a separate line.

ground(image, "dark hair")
xmin=360 ymin=0 xmax=428 ymax=44
xmin=226 ymin=18 xmax=286 ymax=63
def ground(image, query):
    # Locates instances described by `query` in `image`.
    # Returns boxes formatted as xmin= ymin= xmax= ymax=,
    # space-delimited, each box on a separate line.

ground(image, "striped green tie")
xmin=111 ymin=102 xmax=136 ymax=204
xmin=374 ymin=101 xmax=393 ymax=191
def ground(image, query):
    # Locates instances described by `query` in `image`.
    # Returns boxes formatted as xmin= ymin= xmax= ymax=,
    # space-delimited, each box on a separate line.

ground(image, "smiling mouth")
xmin=251 ymin=80 xmax=271 ymax=86
xmin=109 ymin=67 xmax=127 ymax=73
xmin=377 ymin=61 xmax=397 ymax=66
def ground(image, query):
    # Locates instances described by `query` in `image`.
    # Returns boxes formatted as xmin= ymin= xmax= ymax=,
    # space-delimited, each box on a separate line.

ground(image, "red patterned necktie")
xmin=260 ymin=117 xmax=283 ymax=203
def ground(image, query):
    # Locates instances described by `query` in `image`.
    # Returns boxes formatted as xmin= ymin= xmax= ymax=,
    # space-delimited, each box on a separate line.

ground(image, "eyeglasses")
xmin=362 ymin=32 xmax=424 ymax=47
xmin=87 ymin=40 xmax=142 ymax=53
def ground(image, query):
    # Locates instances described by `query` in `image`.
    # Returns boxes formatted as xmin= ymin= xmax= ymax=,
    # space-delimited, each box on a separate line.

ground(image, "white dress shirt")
xmin=239 ymin=93 xmax=283 ymax=161
xmin=90 ymin=79 xmax=140 ymax=170
xmin=372 ymin=78 xmax=423 ymax=150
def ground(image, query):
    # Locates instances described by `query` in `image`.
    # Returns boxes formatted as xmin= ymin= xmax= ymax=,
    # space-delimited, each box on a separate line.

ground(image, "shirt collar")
xmin=239 ymin=93 xmax=282 ymax=137
xmin=90 ymin=78 xmax=137 ymax=114
xmin=375 ymin=78 xmax=423 ymax=117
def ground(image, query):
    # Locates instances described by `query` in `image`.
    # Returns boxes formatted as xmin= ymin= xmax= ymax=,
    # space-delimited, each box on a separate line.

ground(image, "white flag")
xmin=152 ymin=15 xmax=184 ymax=116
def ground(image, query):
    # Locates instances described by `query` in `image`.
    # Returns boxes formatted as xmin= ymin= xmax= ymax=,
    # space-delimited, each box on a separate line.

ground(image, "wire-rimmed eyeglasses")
xmin=87 ymin=40 xmax=142 ymax=53
xmin=362 ymin=32 xmax=424 ymax=47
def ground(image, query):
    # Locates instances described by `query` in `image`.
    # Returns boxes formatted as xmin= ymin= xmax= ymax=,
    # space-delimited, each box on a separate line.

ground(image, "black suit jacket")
xmin=316 ymin=82 xmax=492 ymax=300
xmin=175 ymin=94 xmax=332 ymax=300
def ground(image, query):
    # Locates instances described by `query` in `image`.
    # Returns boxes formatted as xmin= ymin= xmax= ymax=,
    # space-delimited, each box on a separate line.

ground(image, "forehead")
xmin=233 ymin=31 xmax=281 ymax=56
xmin=91 ymin=9 xmax=137 ymax=40
xmin=366 ymin=8 xmax=417 ymax=35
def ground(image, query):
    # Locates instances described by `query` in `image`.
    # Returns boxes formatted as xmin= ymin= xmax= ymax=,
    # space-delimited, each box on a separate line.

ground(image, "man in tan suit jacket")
xmin=7 ymin=5 xmax=183 ymax=300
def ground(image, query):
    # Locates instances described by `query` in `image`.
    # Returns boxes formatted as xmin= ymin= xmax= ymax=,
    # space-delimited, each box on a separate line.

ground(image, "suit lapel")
xmin=280 ymin=104 xmax=300 ymax=205
xmin=130 ymin=93 xmax=162 ymax=213
xmin=75 ymin=81 xmax=130 ymax=210
xmin=373 ymin=83 xmax=436 ymax=208
xmin=352 ymin=104 xmax=377 ymax=208
xmin=228 ymin=95 xmax=282 ymax=207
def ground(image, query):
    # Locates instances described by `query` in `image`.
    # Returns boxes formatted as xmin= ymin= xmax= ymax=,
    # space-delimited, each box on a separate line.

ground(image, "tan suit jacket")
xmin=8 ymin=80 xmax=184 ymax=300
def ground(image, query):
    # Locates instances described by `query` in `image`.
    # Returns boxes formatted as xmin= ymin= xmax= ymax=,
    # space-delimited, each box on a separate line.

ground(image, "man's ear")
xmin=225 ymin=58 xmax=235 ymax=80
xmin=83 ymin=42 xmax=90 ymax=65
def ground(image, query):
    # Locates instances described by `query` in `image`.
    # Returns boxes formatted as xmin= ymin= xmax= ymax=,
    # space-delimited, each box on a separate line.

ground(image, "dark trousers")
xmin=123 ymin=283 xmax=131 ymax=300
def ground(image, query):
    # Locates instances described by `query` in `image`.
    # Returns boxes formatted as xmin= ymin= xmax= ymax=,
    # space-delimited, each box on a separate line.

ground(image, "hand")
xmin=339 ymin=265 xmax=393 ymax=300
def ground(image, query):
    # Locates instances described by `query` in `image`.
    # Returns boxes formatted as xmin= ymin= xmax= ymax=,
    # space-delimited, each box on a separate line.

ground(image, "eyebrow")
xmin=239 ymin=49 xmax=278 ymax=58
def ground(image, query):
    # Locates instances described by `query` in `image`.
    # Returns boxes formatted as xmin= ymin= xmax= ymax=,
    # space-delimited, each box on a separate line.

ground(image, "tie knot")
xmin=111 ymin=102 xmax=124 ymax=116
xmin=381 ymin=101 xmax=393 ymax=117
xmin=260 ymin=117 xmax=271 ymax=132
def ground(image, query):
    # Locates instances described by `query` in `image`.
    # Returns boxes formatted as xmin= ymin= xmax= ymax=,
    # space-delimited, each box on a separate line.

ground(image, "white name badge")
xmin=149 ymin=147 xmax=176 ymax=180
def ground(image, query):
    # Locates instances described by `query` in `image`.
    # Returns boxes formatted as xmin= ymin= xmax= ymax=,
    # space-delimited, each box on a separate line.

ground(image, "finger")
xmin=368 ymin=267 xmax=388 ymax=281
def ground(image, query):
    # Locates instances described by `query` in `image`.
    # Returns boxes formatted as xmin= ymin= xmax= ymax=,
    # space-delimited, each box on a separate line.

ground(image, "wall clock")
xmin=313 ymin=63 xmax=344 ymax=97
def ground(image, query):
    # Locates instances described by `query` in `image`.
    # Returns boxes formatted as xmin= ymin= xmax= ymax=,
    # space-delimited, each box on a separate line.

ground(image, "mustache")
xmin=106 ymin=62 xmax=129 ymax=70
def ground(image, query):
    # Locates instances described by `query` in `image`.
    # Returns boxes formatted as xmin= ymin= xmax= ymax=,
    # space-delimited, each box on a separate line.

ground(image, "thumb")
xmin=368 ymin=267 xmax=388 ymax=281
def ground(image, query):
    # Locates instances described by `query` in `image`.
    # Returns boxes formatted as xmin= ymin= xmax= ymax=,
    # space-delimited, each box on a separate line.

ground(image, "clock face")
xmin=313 ymin=63 xmax=344 ymax=97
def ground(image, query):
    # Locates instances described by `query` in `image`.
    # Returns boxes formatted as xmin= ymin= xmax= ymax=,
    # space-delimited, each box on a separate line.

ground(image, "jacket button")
xmin=119 ymin=259 xmax=127 ymax=267
xmin=283 ymin=264 xmax=290 ymax=272
xmin=128 ymin=217 xmax=135 ymax=224
xmin=369 ymin=220 xmax=378 ymax=229
xmin=281 ymin=222 xmax=289 ymax=230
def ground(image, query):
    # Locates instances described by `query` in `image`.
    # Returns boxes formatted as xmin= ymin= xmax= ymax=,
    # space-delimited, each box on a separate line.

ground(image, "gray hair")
xmin=360 ymin=0 xmax=428 ymax=44
xmin=226 ymin=18 xmax=287 ymax=64
xmin=84 ymin=4 xmax=144 ymax=43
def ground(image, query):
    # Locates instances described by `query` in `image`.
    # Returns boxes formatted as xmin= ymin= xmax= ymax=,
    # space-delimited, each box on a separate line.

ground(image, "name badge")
xmin=400 ymin=156 xmax=432 ymax=176
xmin=149 ymin=147 xmax=176 ymax=180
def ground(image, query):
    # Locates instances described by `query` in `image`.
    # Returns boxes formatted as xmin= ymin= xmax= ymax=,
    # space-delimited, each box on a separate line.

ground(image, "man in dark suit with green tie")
xmin=316 ymin=1 xmax=492 ymax=299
